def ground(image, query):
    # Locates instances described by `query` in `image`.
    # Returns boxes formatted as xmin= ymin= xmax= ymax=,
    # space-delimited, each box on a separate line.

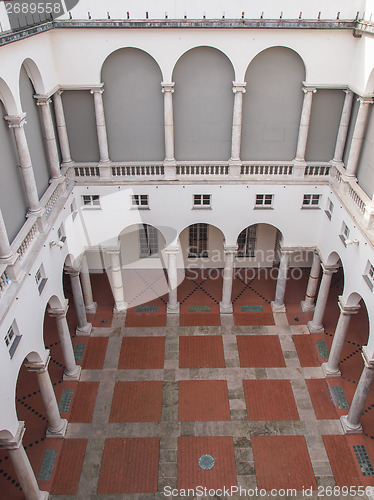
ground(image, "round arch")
xmin=0 ymin=77 xmax=19 ymax=115
xmin=20 ymin=58 xmax=45 ymax=95
xmin=364 ymin=67 xmax=374 ymax=95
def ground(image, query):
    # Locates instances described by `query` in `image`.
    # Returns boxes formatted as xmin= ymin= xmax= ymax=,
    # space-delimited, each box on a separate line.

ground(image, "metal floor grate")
xmin=136 ymin=306 xmax=158 ymax=312
xmin=315 ymin=339 xmax=329 ymax=359
xmin=241 ymin=305 xmax=264 ymax=312
xmin=74 ymin=342 xmax=85 ymax=362
xmin=353 ymin=445 xmax=374 ymax=476
xmin=189 ymin=305 xmax=211 ymax=312
xmin=58 ymin=389 xmax=73 ymax=413
xmin=38 ymin=449 xmax=58 ymax=481
xmin=331 ymin=385 xmax=349 ymax=409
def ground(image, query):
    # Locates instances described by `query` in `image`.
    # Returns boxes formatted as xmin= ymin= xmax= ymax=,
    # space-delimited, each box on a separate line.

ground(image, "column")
xmin=25 ymin=353 xmax=67 ymax=438
xmin=332 ymin=89 xmax=354 ymax=164
xmin=0 ymin=209 xmax=12 ymax=259
xmin=300 ymin=251 xmax=321 ymax=312
xmin=346 ymin=97 xmax=373 ymax=177
xmin=0 ymin=422 xmax=48 ymax=500
xmin=230 ymin=82 xmax=246 ymax=162
xmin=90 ymin=86 xmax=110 ymax=163
xmin=294 ymin=86 xmax=317 ymax=164
xmin=107 ymin=248 xmax=127 ymax=312
xmin=80 ymin=255 xmax=97 ymax=314
xmin=219 ymin=245 xmax=237 ymax=314
xmin=36 ymin=96 xmax=61 ymax=179
xmin=340 ymin=347 xmax=374 ymax=434
xmin=322 ymin=297 xmax=360 ymax=377
xmin=53 ymin=89 xmax=73 ymax=165
xmin=308 ymin=264 xmax=338 ymax=334
xmin=65 ymin=266 xmax=92 ymax=336
xmin=161 ymin=82 xmax=175 ymax=162
xmin=271 ymin=250 xmax=292 ymax=312
xmin=5 ymin=114 xmax=41 ymax=214
xmin=48 ymin=300 xmax=81 ymax=380
xmin=166 ymin=246 xmax=180 ymax=314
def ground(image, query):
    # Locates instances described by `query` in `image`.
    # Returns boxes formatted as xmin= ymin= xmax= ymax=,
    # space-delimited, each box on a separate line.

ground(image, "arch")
xmin=0 ymin=77 xmax=19 ymax=115
xmin=172 ymin=45 xmax=235 ymax=76
xmin=21 ymin=58 xmax=45 ymax=95
xmin=235 ymin=223 xmax=283 ymax=268
xmin=345 ymin=291 xmax=364 ymax=308
xmin=324 ymin=251 xmax=342 ymax=267
xmin=119 ymin=223 xmax=167 ymax=267
xmin=364 ymin=67 xmax=374 ymax=95
xmin=46 ymin=294 xmax=65 ymax=310
xmin=0 ymin=429 xmax=15 ymax=440
xmin=178 ymin=222 xmax=226 ymax=268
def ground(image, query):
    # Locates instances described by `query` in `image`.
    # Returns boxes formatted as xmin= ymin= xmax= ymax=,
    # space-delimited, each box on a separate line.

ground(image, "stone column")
xmin=346 ymin=97 xmax=373 ymax=177
xmin=166 ymin=246 xmax=180 ymax=314
xmin=107 ymin=248 xmax=127 ymax=312
xmin=0 ymin=422 xmax=48 ymax=500
xmin=322 ymin=297 xmax=360 ymax=377
xmin=332 ymin=89 xmax=354 ymax=165
xmin=340 ymin=347 xmax=374 ymax=434
xmin=53 ymin=89 xmax=73 ymax=165
xmin=65 ymin=266 xmax=92 ymax=336
xmin=35 ymin=96 xmax=61 ymax=179
xmin=48 ymin=300 xmax=81 ymax=380
xmin=0 ymin=209 xmax=12 ymax=260
xmin=308 ymin=264 xmax=338 ymax=334
xmin=219 ymin=245 xmax=237 ymax=314
xmin=90 ymin=86 xmax=110 ymax=163
xmin=294 ymin=86 xmax=317 ymax=166
xmin=5 ymin=114 xmax=41 ymax=214
xmin=230 ymin=82 xmax=247 ymax=162
xmin=25 ymin=353 xmax=67 ymax=438
xmin=80 ymin=255 xmax=97 ymax=314
xmin=271 ymin=250 xmax=293 ymax=312
xmin=300 ymin=251 xmax=321 ymax=312
xmin=161 ymin=82 xmax=175 ymax=162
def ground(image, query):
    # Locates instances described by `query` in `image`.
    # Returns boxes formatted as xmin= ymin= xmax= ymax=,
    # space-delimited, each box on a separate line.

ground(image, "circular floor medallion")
xmin=198 ymin=454 xmax=215 ymax=470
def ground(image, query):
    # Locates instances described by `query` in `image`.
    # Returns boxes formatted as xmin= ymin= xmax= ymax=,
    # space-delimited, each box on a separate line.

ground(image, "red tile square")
xmin=69 ymin=382 xmax=99 ymax=423
xmin=306 ymin=379 xmax=337 ymax=420
xmin=97 ymin=438 xmax=159 ymax=493
xmin=109 ymin=381 xmax=163 ymax=422
xmin=179 ymin=380 xmax=231 ymax=421
xmin=252 ymin=436 xmax=317 ymax=490
xmin=237 ymin=335 xmax=286 ymax=367
xmin=118 ymin=336 xmax=165 ymax=369
xmin=179 ymin=335 xmax=225 ymax=368
xmin=293 ymin=335 xmax=320 ymax=367
xmin=323 ymin=435 xmax=361 ymax=487
xmin=51 ymin=439 xmax=87 ymax=495
xmin=178 ymin=436 xmax=237 ymax=490
xmin=82 ymin=338 xmax=108 ymax=369
xmin=243 ymin=379 xmax=299 ymax=420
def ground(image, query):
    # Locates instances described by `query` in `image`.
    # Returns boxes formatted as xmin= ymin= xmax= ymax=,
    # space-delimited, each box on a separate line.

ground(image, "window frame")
xmin=237 ymin=225 xmax=258 ymax=258
xmin=82 ymin=194 xmax=101 ymax=209
xmin=254 ymin=194 xmax=273 ymax=209
xmin=5 ymin=323 xmax=22 ymax=359
xmin=188 ymin=223 xmax=208 ymax=258
xmin=339 ymin=222 xmax=350 ymax=246
xmin=363 ymin=261 xmax=374 ymax=291
xmin=193 ymin=194 xmax=212 ymax=209
xmin=35 ymin=265 xmax=47 ymax=294
xmin=131 ymin=194 xmax=149 ymax=210
xmin=139 ymin=224 xmax=158 ymax=258
xmin=302 ymin=193 xmax=321 ymax=209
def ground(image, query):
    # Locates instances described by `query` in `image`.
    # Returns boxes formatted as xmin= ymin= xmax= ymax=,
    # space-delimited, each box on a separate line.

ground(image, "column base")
xmin=63 ymin=365 xmax=81 ymax=381
xmin=164 ymin=161 xmax=177 ymax=180
xmin=113 ymin=303 xmax=128 ymax=314
xmin=46 ymin=418 xmax=68 ymax=438
xmin=219 ymin=301 xmax=233 ymax=314
xmin=40 ymin=491 xmax=49 ymax=500
xmin=307 ymin=320 xmax=325 ymax=334
xmin=76 ymin=323 xmax=92 ymax=337
xmin=292 ymin=159 xmax=307 ymax=177
xmin=321 ymin=362 xmax=341 ymax=378
xmin=271 ymin=301 xmax=286 ymax=313
xmin=85 ymin=302 xmax=97 ymax=314
xmin=300 ymin=300 xmax=315 ymax=313
xmin=167 ymin=302 xmax=180 ymax=314
xmin=340 ymin=415 xmax=363 ymax=434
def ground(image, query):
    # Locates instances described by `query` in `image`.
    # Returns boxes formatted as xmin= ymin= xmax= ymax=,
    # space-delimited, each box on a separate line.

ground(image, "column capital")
xmin=338 ymin=296 xmax=360 ymax=315
xmin=279 ymin=248 xmax=294 ymax=256
xmin=344 ymin=89 xmax=354 ymax=96
xmin=90 ymin=85 xmax=104 ymax=95
xmin=161 ymin=82 xmax=175 ymax=93
xmin=25 ymin=351 xmax=50 ymax=374
xmin=105 ymin=246 xmax=121 ymax=256
xmin=0 ymin=422 xmax=25 ymax=450
xmin=55 ymin=89 xmax=64 ymax=97
xmin=223 ymin=244 xmax=238 ymax=254
xmin=64 ymin=265 xmax=80 ymax=277
xmin=165 ymin=245 xmax=179 ymax=255
xmin=357 ymin=96 xmax=374 ymax=105
xmin=362 ymin=346 xmax=374 ymax=368
xmin=321 ymin=263 xmax=339 ymax=275
xmin=48 ymin=299 xmax=69 ymax=318
xmin=4 ymin=113 xmax=27 ymax=128
xmin=302 ymin=86 xmax=317 ymax=94
xmin=232 ymin=82 xmax=247 ymax=94
xmin=35 ymin=96 xmax=52 ymax=106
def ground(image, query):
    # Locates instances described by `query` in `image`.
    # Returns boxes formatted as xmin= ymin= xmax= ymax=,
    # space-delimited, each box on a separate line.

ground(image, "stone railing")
xmin=241 ymin=162 xmax=293 ymax=176
xmin=112 ymin=163 xmax=164 ymax=177
xmin=176 ymin=162 xmax=229 ymax=176
xmin=0 ymin=266 xmax=10 ymax=298
xmin=12 ymin=218 xmax=39 ymax=261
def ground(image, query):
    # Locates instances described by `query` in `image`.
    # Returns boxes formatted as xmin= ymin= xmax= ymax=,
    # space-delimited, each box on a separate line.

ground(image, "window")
xmin=363 ymin=261 xmax=374 ymax=291
xmin=35 ymin=265 xmax=47 ymax=294
xmin=5 ymin=323 xmax=21 ymax=359
xmin=57 ymin=225 xmax=66 ymax=244
xmin=237 ymin=225 xmax=257 ymax=258
xmin=340 ymin=222 xmax=350 ymax=246
xmin=255 ymin=194 xmax=273 ymax=208
xmin=188 ymin=223 xmax=208 ymax=258
xmin=193 ymin=194 xmax=211 ymax=208
xmin=82 ymin=195 xmax=100 ymax=208
xmin=139 ymin=224 xmax=158 ymax=258
xmin=325 ymin=198 xmax=334 ymax=220
xmin=70 ymin=200 xmax=77 ymax=220
xmin=132 ymin=195 xmax=149 ymax=209
xmin=302 ymin=194 xmax=321 ymax=208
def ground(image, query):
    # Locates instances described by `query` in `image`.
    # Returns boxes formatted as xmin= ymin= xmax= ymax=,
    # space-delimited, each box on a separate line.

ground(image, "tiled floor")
xmin=1 ymin=267 xmax=374 ymax=499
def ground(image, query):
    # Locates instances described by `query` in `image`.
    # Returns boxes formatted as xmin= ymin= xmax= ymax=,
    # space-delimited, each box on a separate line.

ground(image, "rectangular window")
xmin=57 ymin=225 xmax=66 ymax=244
xmin=325 ymin=198 xmax=334 ymax=220
xmin=82 ymin=195 xmax=100 ymax=208
xmin=188 ymin=223 xmax=208 ymax=258
xmin=5 ymin=323 xmax=21 ymax=359
xmin=340 ymin=222 xmax=350 ymax=246
xmin=132 ymin=194 xmax=149 ymax=209
xmin=139 ymin=224 xmax=158 ymax=258
xmin=70 ymin=200 xmax=77 ymax=220
xmin=35 ymin=265 xmax=47 ymax=294
xmin=363 ymin=261 xmax=374 ymax=291
xmin=255 ymin=194 xmax=273 ymax=208
xmin=237 ymin=225 xmax=257 ymax=258
xmin=193 ymin=194 xmax=211 ymax=208
xmin=302 ymin=194 xmax=321 ymax=208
